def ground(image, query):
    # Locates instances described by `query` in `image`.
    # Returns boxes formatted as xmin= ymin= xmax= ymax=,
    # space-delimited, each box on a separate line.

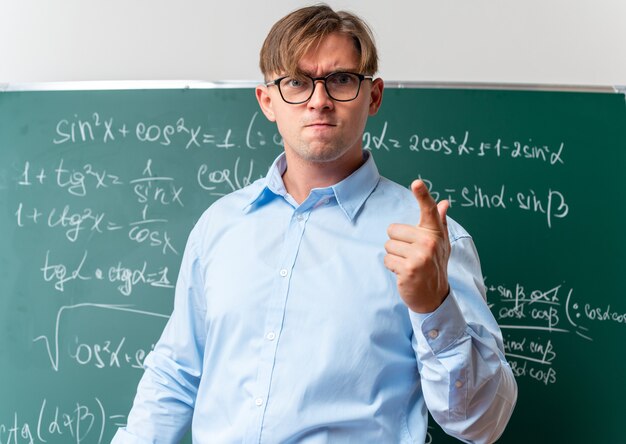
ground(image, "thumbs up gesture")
xmin=384 ymin=180 xmax=451 ymax=313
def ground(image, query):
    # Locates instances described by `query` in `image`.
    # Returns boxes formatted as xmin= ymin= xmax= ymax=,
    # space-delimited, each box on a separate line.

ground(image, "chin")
xmin=298 ymin=141 xmax=354 ymax=162
xmin=302 ymin=148 xmax=350 ymax=164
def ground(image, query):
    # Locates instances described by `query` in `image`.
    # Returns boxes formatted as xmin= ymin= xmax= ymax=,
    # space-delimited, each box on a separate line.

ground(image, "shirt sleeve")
xmin=409 ymin=234 xmax=518 ymax=444
xmin=111 ymin=218 xmax=208 ymax=444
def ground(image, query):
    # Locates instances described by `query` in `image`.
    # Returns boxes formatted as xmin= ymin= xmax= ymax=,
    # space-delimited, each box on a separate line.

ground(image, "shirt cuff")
xmin=408 ymin=289 xmax=467 ymax=355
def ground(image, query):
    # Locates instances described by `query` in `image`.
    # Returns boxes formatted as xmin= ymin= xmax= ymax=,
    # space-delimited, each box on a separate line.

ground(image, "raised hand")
xmin=384 ymin=180 xmax=451 ymax=313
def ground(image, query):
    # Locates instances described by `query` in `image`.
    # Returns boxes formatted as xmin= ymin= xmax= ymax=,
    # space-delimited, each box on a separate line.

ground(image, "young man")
xmin=113 ymin=5 xmax=517 ymax=444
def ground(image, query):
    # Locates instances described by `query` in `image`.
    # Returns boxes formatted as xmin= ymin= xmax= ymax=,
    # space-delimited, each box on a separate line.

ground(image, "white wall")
xmin=1 ymin=0 xmax=625 ymax=86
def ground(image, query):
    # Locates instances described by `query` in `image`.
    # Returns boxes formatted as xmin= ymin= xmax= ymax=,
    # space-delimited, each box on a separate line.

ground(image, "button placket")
xmin=249 ymin=206 xmax=309 ymax=442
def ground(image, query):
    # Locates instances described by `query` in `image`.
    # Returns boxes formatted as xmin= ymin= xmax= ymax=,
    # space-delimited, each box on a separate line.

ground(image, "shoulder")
xmin=188 ymin=177 xmax=266 ymax=244
xmin=370 ymin=176 xmax=471 ymax=243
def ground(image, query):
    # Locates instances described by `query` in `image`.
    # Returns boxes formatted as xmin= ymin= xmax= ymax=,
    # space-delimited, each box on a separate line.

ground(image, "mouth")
xmin=305 ymin=122 xmax=336 ymax=128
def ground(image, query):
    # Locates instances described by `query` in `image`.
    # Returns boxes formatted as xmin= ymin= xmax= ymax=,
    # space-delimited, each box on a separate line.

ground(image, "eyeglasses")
xmin=266 ymin=72 xmax=373 ymax=104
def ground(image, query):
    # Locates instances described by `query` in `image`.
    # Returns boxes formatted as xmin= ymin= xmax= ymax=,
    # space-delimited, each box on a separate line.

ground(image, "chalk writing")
xmin=484 ymin=280 xmax=608 ymax=386
xmin=18 ymin=160 xmax=123 ymax=197
xmin=41 ymin=250 xmax=173 ymax=295
xmin=127 ymin=220 xmax=178 ymax=255
xmin=362 ymin=121 xmax=402 ymax=151
xmin=69 ymin=336 xmax=154 ymax=370
xmin=420 ymin=179 xmax=569 ymax=228
xmin=197 ymin=156 xmax=262 ymax=196
xmin=108 ymin=260 xmax=173 ymax=296
xmin=131 ymin=177 xmax=184 ymax=207
xmin=363 ymin=123 xmax=566 ymax=166
xmin=34 ymin=303 xmax=169 ymax=372
xmin=41 ymin=250 xmax=90 ymax=292
xmin=489 ymin=281 xmax=575 ymax=334
xmin=54 ymin=112 xmax=124 ymax=145
xmin=16 ymin=203 xmax=108 ymax=241
xmin=0 ymin=397 xmax=126 ymax=444
xmin=52 ymin=112 xmax=283 ymax=153
xmin=582 ymin=304 xmax=626 ymax=324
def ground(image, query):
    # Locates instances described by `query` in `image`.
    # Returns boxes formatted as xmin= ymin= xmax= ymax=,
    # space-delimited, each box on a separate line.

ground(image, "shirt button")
xmin=279 ymin=269 xmax=288 ymax=277
xmin=428 ymin=329 xmax=439 ymax=339
xmin=266 ymin=331 xmax=276 ymax=341
xmin=455 ymin=380 xmax=464 ymax=388
xmin=296 ymin=214 xmax=304 ymax=221
xmin=255 ymin=397 xmax=264 ymax=407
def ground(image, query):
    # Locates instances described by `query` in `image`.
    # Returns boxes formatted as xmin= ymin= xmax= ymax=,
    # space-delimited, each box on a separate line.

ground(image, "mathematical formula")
xmin=0 ymin=397 xmax=126 ymax=444
xmin=363 ymin=122 xmax=566 ymax=166
xmin=482 ymin=279 xmax=622 ymax=386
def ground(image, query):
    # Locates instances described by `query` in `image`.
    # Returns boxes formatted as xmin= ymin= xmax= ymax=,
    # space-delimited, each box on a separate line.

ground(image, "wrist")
xmin=407 ymin=287 xmax=449 ymax=314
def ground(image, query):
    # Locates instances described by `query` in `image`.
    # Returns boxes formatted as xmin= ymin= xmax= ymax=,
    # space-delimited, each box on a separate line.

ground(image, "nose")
xmin=307 ymin=80 xmax=334 ymax=110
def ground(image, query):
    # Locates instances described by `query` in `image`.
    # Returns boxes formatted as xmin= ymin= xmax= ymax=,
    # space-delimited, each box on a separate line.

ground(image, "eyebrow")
xmin=296 ymin=68 xmax=360 ymax=77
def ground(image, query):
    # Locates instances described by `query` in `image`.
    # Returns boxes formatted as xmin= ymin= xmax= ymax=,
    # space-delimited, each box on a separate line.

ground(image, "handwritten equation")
xmin=41 ymin=250 xmax=173 ymax=295
xmin=52 ymin=112 xmax=277 ymax=151
xmin=0 ymin=396 xmax=127 ymax=444
xmin=364 ymin=122 xmax=566 ymax=165
xmin=15 ymin=155 xmax=265 ymax=252
xmin=485 ymin=279 xmax=626 ymax=386
xmin=420 ymin=180 xmax=568 ymax=229
xmin=33 ymin=303 xmax=168 ymax=372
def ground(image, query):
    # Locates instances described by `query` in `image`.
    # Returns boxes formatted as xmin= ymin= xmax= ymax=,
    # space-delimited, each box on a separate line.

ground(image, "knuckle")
xmin=422 ymin=237 xmax=439 ymax=252
xmin=404 ymin=258 xmax=421 ymax=277
xmin=384 ymin=239 xmax=393 ymax=251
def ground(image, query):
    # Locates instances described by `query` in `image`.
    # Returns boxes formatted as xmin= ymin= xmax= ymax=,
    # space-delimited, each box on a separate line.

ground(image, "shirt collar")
xmin=245 ymin=151 xmax=380 ymax=222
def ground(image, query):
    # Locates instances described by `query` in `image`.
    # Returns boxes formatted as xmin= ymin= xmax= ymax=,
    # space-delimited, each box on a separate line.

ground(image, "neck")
xmin=282 ymin=150 xmax=365 ymax=204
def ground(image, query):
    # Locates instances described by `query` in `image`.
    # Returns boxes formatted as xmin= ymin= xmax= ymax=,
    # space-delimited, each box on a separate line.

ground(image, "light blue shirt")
xmin=113 ymin=152 xmax=517 ymax=444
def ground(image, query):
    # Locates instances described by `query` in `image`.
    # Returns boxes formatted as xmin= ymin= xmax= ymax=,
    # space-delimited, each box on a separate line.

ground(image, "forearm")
xmin=113 ymin=220 xmax=208 ymax=443
xmin=112 ymin=347 xmax=199 ymax=443
xmin=411 ymin=236 xmax=517 ymax=443
xmin=412 ymin=295 xmax=517 ymax=443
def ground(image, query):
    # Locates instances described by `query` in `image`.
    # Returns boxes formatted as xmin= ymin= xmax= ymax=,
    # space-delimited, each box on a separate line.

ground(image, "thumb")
xmin=437 ymin=200 xmax=450 ymax=228
xmin=437 ymin=200 xmax=450 ymax=243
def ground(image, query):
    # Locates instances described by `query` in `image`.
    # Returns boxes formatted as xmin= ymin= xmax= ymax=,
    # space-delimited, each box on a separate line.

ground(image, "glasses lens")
xmin=326 ymin=72 xmax=361 ymax=101
xmin=279 ymin=76 xmax=313 ymax=103
xmin=276 ymin=73 xmax=363 ymax=103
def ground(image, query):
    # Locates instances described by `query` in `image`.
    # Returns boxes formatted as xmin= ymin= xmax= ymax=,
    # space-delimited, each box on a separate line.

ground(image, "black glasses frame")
xmin=265 ymin=72 xmax=374 ymax=104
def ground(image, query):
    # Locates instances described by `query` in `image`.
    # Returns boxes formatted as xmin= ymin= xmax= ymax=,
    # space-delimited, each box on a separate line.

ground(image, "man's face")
xmin=256 ymin=32 xmax=383 ymax=165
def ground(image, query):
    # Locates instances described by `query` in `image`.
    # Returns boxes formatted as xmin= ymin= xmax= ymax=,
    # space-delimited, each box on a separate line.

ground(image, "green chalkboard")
xmin=1 ymin=85 xmax=625 ymax=444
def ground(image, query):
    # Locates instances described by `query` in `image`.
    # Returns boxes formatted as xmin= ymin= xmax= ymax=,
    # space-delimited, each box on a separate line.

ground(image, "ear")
xmin=255 ymin=84 xmax=277 ymax=122
xmin=368 ymin=78 xmax=384 ymax=116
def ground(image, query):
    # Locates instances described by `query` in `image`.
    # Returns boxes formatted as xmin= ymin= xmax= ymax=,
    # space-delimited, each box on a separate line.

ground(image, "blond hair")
xmin=259 ymin=4 xmax=378 ymax=79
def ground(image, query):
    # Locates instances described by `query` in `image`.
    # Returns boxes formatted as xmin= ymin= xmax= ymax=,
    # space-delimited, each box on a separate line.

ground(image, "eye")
xmin=282 ymin=77 xmax=309 ymax=89
xmin=329 ymin=73 xmax=356 ymax=86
